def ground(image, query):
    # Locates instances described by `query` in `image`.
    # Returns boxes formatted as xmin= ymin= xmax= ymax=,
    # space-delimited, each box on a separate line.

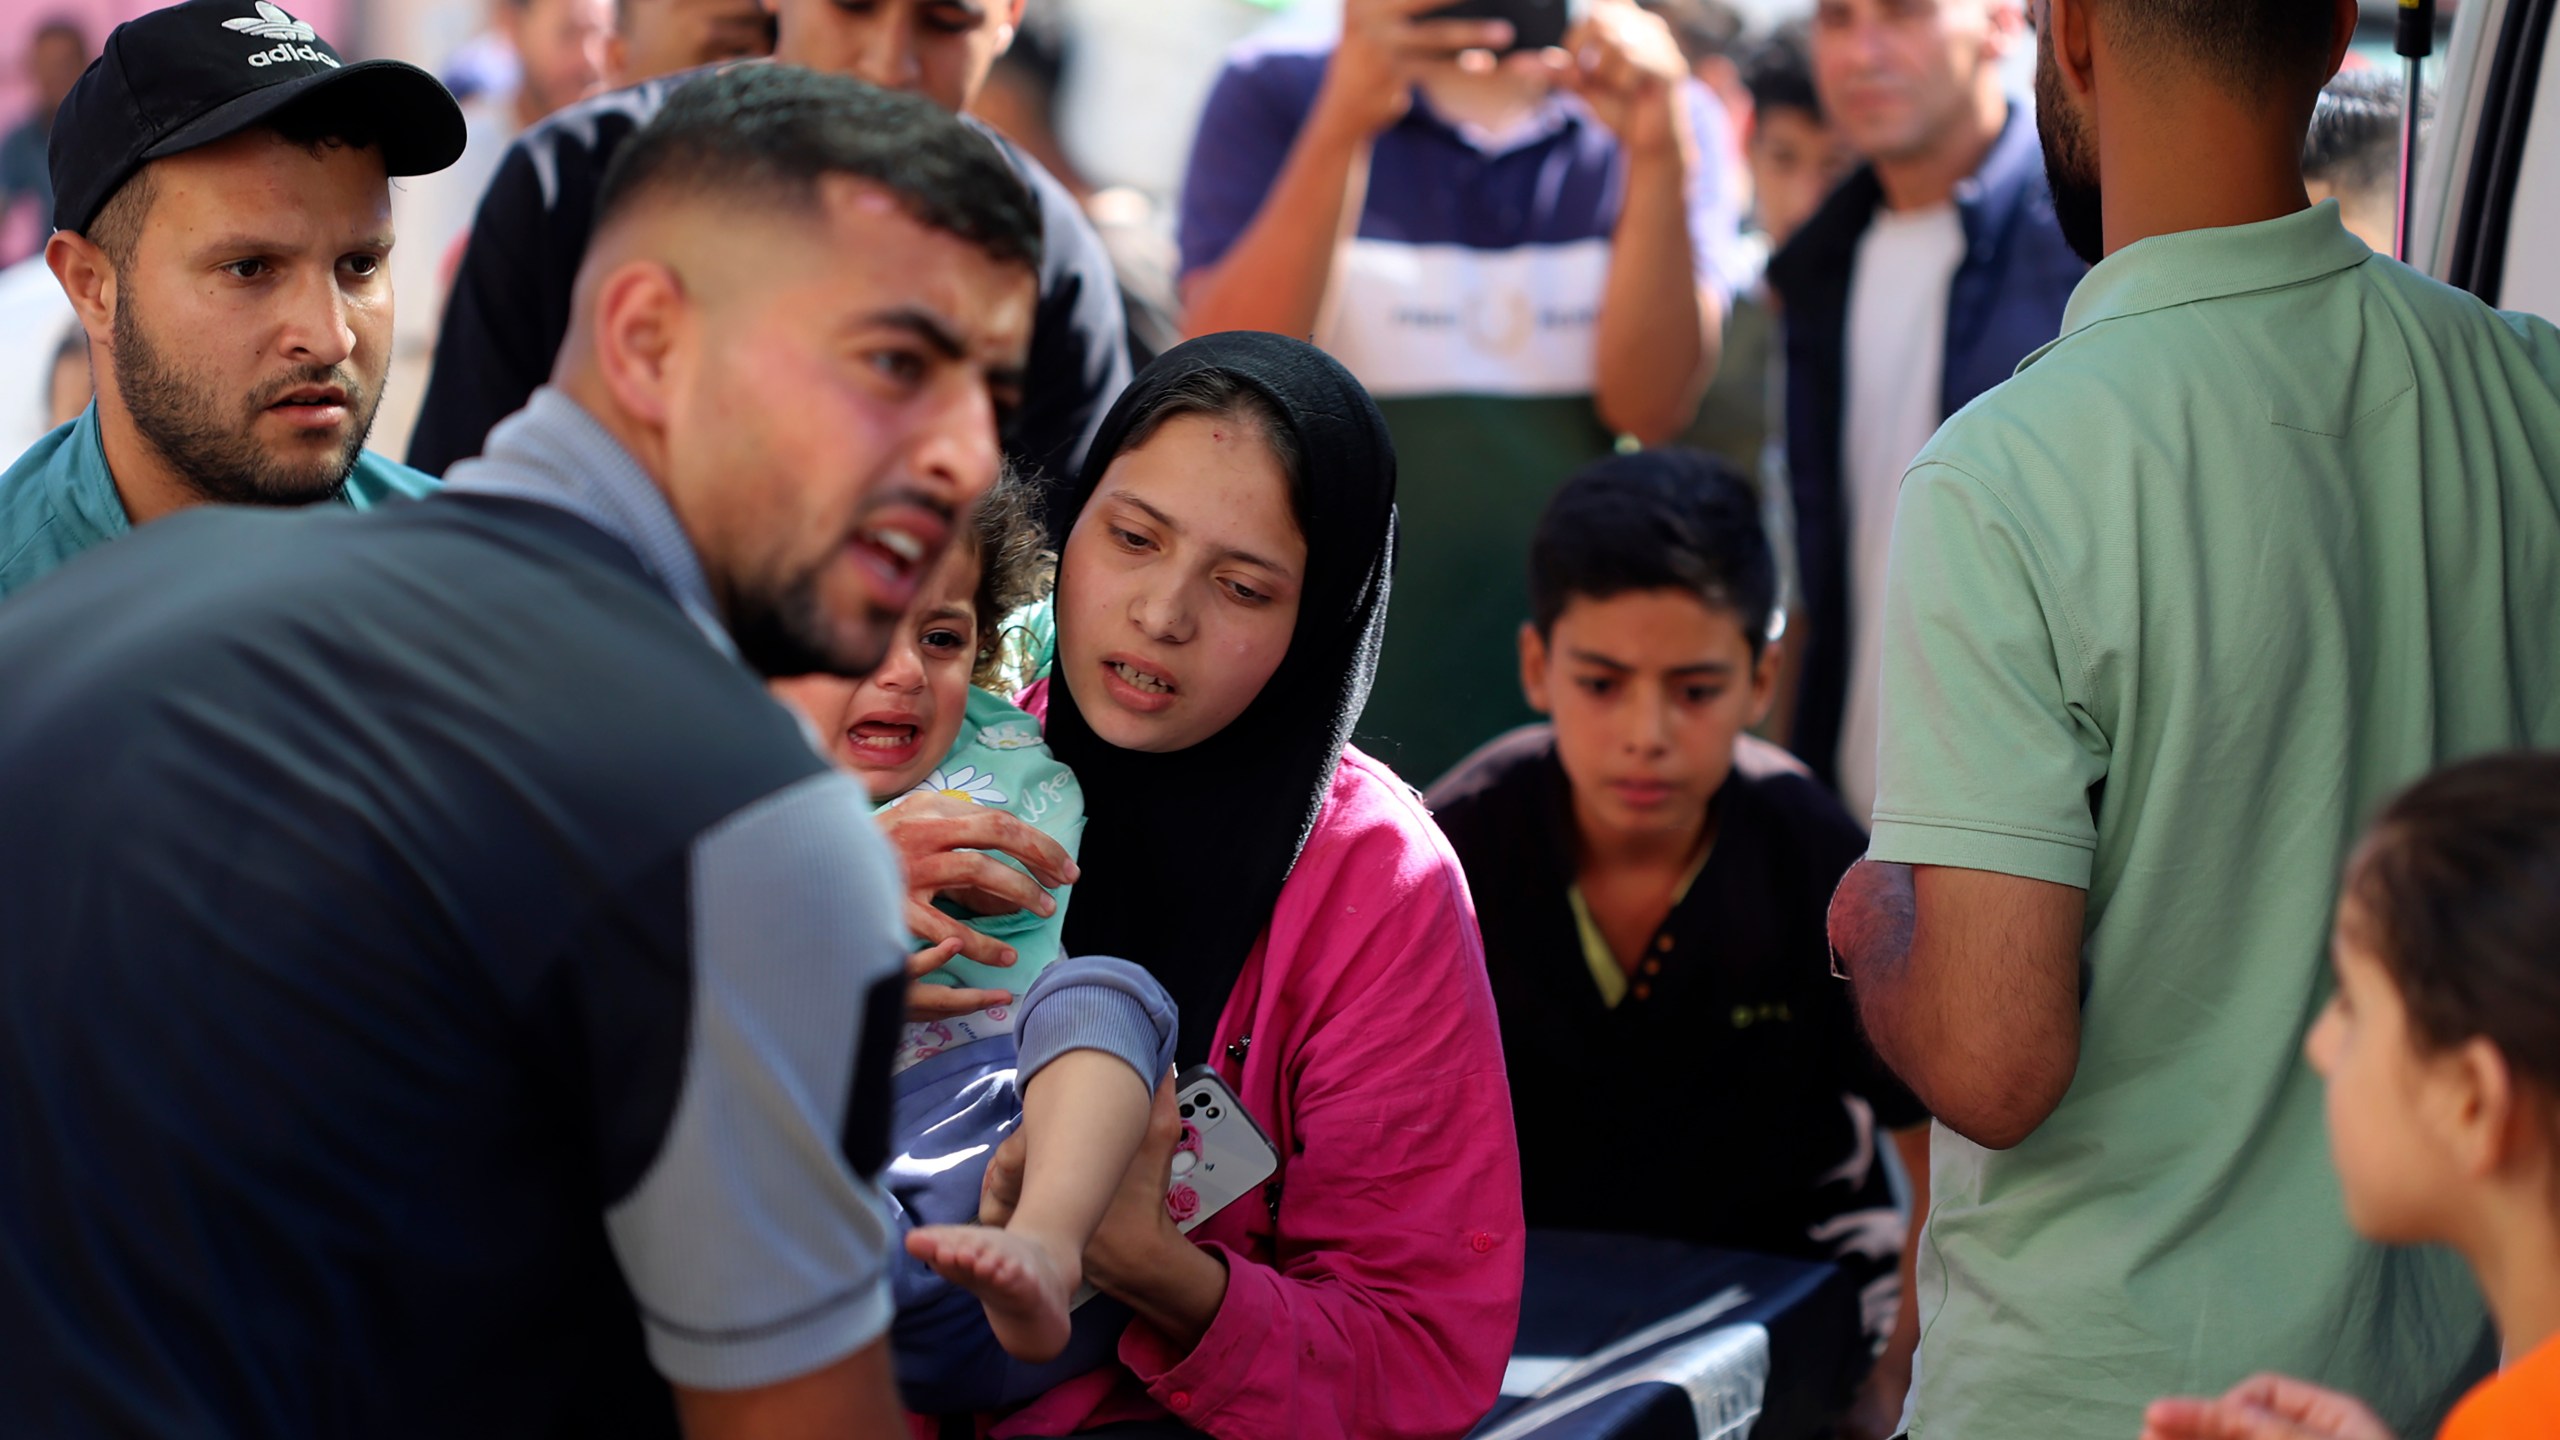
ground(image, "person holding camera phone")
xmin=1179 ymin=0 xmax=1741 ymax=786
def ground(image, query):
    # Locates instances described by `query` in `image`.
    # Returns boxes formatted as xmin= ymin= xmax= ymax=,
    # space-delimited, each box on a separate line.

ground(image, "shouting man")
xmin=0 ymin=65 xmax=1037 ymax=1439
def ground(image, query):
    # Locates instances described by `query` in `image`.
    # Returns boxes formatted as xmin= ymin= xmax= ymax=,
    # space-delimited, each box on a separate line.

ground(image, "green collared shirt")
xmin=1873 ymin=203 xmax=2560 ymax=1438
xmin=0 ymin=405 xmax=436 ymax=601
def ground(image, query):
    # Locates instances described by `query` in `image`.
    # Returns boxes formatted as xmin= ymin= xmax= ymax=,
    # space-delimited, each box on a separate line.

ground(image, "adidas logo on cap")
xmin=223 ymin=3 xmax=337 ymax=66
xmin=222 ymin=2 xmax=317 ymax=42
xmin=246 ymin=41 xmax=338 ymax=68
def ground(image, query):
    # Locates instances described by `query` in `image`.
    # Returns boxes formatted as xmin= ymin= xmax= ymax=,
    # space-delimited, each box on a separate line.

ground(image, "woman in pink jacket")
xmin=894 ymin=331 xmax=1523 ymax=1439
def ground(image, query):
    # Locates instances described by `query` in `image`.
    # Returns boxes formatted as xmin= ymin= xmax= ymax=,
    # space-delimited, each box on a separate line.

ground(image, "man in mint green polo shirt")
xmin=1825 ymin=0 xmax=2560 ymax=1436
xmin=0 ymin=0 xmax=464 ymax=602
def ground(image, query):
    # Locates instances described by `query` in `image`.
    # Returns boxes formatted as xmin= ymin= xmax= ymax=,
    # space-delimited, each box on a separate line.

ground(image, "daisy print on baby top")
xmin=912 ymin=766 xmax=1009 ymax=808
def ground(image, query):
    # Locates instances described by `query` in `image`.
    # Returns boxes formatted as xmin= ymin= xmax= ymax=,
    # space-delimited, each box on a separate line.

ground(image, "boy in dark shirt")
xmin=1428 ymin=449 xmax=1926 ymax=1437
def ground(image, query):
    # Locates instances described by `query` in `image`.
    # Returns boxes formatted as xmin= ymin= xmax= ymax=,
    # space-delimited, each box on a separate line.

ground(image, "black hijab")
xmin=1049 ymin=332 xmax=1398 ymax=1067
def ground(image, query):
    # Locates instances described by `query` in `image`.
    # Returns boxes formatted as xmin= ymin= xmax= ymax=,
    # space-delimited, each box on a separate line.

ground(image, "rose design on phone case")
xmin=1165 ymin=1182 xmax=1200 ymax=1225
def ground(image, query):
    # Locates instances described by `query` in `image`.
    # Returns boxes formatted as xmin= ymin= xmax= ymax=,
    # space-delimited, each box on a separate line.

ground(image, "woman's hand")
xmin=876 ymin=792 xmax=1079 ymax=972
xmin=977 ymin=1071 xmax=1231 ymax=1350
xmin=1078 ymin=1071 xmax=1188 ymax=1293
xmin=2140 ymin=1375 xmax=2397 ymax=1440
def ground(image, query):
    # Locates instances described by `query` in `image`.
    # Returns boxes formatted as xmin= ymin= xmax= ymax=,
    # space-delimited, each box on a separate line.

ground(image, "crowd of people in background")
xmin=0 ymin=0 xmax=2556 ymax=1438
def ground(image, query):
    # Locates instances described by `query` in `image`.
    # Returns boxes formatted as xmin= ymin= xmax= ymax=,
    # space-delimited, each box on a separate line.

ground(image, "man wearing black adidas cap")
xmin=0 ymin=0 xmax=465 ymax=601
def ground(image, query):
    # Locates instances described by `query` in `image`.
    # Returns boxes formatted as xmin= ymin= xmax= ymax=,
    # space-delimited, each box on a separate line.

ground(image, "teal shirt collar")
xmin=2055 ymin=201 xmax=2372 ymax=344
xmin=46 ymin=404 xmax=131 ymax=555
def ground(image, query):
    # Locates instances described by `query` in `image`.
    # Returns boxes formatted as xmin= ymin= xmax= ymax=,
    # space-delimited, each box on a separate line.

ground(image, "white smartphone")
xmin=1166 ymin=1065 xmax=1279 ymax=1235
xmin=1068 ymin=1066 xmax=1278 ymax=1311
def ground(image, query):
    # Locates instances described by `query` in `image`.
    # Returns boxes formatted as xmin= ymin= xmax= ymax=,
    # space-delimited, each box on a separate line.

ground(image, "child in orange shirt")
xmin=2141 ymin=752 xmax=2560 ymax=1440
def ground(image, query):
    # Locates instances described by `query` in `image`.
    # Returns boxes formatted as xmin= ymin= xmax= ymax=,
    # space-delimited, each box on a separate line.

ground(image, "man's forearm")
xmin=1182 ymin=111 xmax=1377 ymax=340
xmin=1593 ymin=139 xmax=1718 ymax=442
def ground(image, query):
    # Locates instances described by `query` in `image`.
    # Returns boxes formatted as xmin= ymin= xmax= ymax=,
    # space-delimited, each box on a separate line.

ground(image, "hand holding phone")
xmin=1067 ymin=1067 xmax=1278 ymax=1311
xmin=1424 ymin=0 xmax=1581 ymax=54
xmin=1321 ymin=0 xmax=1535 ymax=136
xmin=1164 ymin=1067 xmax=1279 ymax=1234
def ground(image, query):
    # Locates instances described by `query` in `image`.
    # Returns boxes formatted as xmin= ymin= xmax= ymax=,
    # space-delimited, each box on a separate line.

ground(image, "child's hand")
xmin=2141 ymin=1375 xmax=2396 ymax=1440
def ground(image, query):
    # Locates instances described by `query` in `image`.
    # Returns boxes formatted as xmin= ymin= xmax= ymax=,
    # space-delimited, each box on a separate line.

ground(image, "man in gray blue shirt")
xmin=0 ymin=0 xmax=463 ymax=601
xmin=0 ymin=65 xmax=1040 ymax=1438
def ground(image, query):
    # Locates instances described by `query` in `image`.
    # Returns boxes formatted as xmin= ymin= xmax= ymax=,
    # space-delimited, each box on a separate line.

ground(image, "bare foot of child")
xmin=906 ymin=1224 xmax=1078 ymax=1363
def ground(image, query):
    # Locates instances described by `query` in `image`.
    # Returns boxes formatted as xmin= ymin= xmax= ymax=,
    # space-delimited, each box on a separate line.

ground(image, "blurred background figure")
xmin=1181 ymin=0 xmax=1740 ymax=784
xmin=1743 ymin=21 xmax=1854 ymax=253
xmin=1764 ymin=0 xmax=2081 ymax=817
xmin=606 ymin=0 xmax=770 ymax=85
xmin=1680 ymin=21 xmax=1855 ymax=741
xmin=971 ymin=0 xmax=1298 ymax=367
xmin=381 ymin=0 xmax=611 ymax=457
xmin=0 ymin=250 xmax=74 ymax=458
xmin=1685 ymin=21 xmax=1852 ymax=476
xmin=0 ymin=18 xmax=90 ymax=267
xmin=42 ymin=323 xmax=85 ymax=433
xmin=2305 ymin=68 xmax=2427 ymax=254
xmin=490 ymin=0 xmax=613 ymax=133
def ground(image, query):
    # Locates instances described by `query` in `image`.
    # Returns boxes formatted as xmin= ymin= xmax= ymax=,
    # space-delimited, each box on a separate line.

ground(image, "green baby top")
xmin=882 ymin=684 xmax=1085 ymax=994
xmin=0 ymin=406 xmax=438 ymax=601
xmin=1871 ymin=203 xmax=2559 ymax=1439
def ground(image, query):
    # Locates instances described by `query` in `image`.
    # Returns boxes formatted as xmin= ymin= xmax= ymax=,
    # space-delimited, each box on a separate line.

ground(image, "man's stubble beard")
xmin=112 ymin=288 xmax=379 ymax=508
xmin=2034 ymin=33 xmax=2107 ymax=267
xmin=731 ymin=565 xmax=896 ymax=681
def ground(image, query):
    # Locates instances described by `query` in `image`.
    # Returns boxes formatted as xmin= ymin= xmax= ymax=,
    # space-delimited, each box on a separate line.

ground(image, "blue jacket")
xmin=1765 ymin=105 xmax=2085 ymax=787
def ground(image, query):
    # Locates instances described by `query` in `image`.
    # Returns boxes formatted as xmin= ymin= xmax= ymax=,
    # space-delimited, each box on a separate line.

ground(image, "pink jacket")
xmin=995 ymin=690 xmax=1525 ymax=1439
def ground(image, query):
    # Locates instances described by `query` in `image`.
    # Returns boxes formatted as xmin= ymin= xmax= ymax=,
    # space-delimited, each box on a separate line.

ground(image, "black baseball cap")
xmin=49 ymin=0 xmax=467 ymax=235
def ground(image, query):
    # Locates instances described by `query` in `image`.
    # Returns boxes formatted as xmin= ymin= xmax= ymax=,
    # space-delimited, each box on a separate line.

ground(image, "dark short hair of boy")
xmin=2347 ymin=751 xmax=2560 ymax=1111
xmin=1744 ymin=22 xmax=1822 ymax=127
xmin=2303 ymin=70 xmax=2420 ymax=203
xmin=1527 ymin=448 xmax=1777 ymax=655
xmin=595 ymin=64 xmax=1042 ymax=276
xmin=968 ymin=466 xmax=1054 ymax=687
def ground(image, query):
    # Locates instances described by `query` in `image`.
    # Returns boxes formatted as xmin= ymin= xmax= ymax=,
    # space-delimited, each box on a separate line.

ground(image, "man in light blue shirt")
xmin=0 ymin=0 xmax=464 ymax=601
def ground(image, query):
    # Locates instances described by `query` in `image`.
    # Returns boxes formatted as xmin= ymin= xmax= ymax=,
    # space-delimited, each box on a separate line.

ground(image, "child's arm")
xmin=906 ymin=957 xmax=1173 ymax=1366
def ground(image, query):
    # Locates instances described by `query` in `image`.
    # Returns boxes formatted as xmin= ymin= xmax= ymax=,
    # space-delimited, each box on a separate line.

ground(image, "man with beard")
xmin=1825 ymin=0 xmax=2560 ymax=1436
xmin=0 ymin=0 xmax=466 ymax=602
xmin=0 ymin=65 xmax=1043 ymax=1437
xmin=407 ymin=0 xmax=1130 ymax=543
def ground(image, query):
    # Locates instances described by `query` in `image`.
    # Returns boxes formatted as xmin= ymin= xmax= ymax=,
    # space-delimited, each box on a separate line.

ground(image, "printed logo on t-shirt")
xmin=1318 ymin=238 xmax=1609 ymax=399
